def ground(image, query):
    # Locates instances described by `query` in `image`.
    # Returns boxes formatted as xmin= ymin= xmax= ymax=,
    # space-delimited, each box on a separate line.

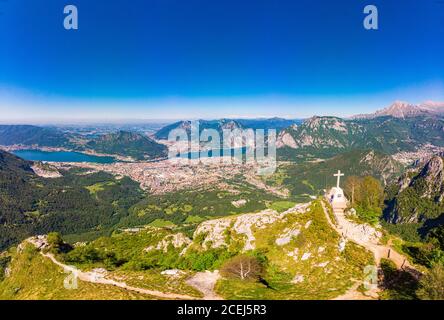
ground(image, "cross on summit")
xmin=334 ymin=170 xmax=344 ymax=188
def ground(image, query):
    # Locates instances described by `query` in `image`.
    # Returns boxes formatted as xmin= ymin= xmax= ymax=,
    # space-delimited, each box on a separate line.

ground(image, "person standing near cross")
xmin=334 ymin=170 xmax=344 ymax=188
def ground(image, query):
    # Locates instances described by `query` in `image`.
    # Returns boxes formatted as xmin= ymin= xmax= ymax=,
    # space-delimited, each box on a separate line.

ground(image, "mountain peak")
xmin=353 ymin=100 xmax=444 ymax=119
xmin=374 ymin=101 xmax=423 ymax=119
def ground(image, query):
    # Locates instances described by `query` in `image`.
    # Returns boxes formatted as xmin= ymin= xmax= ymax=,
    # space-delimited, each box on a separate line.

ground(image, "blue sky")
xmin=0 ymin=0 xmax=443 ymax=122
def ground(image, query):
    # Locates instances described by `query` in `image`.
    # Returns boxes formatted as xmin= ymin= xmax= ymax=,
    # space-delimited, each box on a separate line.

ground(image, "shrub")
xmin=379 ymin=258 xmax=418 ymax=300
xmin=46 ymin=232 xmax=72 ymax=254
xmin=416 ymin=264 xmax=444 ymax=300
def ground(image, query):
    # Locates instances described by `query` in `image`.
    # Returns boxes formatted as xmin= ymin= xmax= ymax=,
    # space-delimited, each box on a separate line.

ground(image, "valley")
xmin=1 ymin=102 xmax=444 ymax=300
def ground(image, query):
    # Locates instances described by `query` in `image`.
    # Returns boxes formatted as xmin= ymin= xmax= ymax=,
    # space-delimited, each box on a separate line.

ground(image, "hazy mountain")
xmin=235 ymin=117 xmax=302 ymax=130
xmin=353 ymin=101 xmax=444 ymax=119
xmin=153 ymin=118 xmax=301 ymax=140
xmin=86 ymin=131 xmax=168 ymax=160
xmin=0 ymin=125 xmax=70 ymax=147
xmin=154 ymin=119 xmax=244 ymax=140
xmin=0 ymin=125 xmax=168 ymax=160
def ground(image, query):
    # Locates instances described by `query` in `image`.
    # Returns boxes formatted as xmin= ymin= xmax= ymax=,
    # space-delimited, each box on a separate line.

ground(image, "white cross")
xmin=334 ymin=170 xmax=344 ymax=188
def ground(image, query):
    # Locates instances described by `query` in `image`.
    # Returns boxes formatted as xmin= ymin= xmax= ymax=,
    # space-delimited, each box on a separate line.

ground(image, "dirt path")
xmin=332 ymin=281 xmax=376 ymax=300
xmin=25 ymin=239 xmax=199 ymax=300
xmin=321 ymin=201 xmax=418 ymax=300
xmin=41 ymin=252 xmax=199 ymax=300
xmin=322 ymin=201 xmax=412 ymax=269
xmin=186 ymin=271 xmax=223 ymax=300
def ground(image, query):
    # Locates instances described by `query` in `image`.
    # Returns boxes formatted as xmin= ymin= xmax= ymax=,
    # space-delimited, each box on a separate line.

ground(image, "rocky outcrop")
xmin=276 ymin=132 xmax=297 ymax=148
xmin=193 ymin=203 xmax=310 ymax=251
xmin=386 ymin=156 xmax=444 ymax=224
xmin=418 ymin=156 xmax=444 ymax=199
xmin=144 ymin=233 xmax=192 ymax=253
xmin=276 ymin=116 xmax=364 ymax=152
xmin=31 ymin=163 xmax=62 ymax=178
xmin=358 ymin=150 xmax=401 ymax=185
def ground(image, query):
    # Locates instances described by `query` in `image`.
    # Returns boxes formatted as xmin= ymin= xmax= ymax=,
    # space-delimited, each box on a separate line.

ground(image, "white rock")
xmin=291 ymin=275 xmax=304 ymax=283
xmin=231 ymin=199 xmax=247 ymax=208
xmin=316 ymin=261 xmax=329 ymax=267
xmin=275 ymin=227 xmax=300 ymax=246
xmin=193 ymin=203 xmax=311 ymax=251
xmin=161 ymin=269 xmax=185 ymax=277
xmin=301 ymin=252 xmax=311 ymax=261
xmin=338 ymin=238 xmax=347 ymax=252
xmin=145 ymin=233 xmax=192 ymax=253
xmin=286 ymin=248 xmax=299 ymax=257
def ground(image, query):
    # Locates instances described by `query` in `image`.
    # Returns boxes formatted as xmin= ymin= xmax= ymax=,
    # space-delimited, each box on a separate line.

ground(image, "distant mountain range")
xmin=0 ymin=125 xmax=71 ymax=147
xmin=154 ymin=118 xmax=301 ymax=140
xmin=0 ymin=125 xmax=167 ymax=161
xmin=2 ymin=102 xmax=444 ymax=162
xmin=353 ymin=101 xmax=444 ymax=119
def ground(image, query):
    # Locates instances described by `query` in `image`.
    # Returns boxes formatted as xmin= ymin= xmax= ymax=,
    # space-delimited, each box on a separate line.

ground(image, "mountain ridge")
xmin=353 ymin=101 xmax=444 ymax=119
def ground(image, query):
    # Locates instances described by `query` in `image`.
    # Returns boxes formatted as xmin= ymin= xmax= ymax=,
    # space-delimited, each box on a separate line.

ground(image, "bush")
xmin=379 ymin=258 xmax=418 ymax=300
xmin=403 ymin=242 xmax=444 ymax=268
xmin=64 ymin=246 xmax=126 ymax=269
xmin=0 ymin=256 xmax=11 ymax=281
xmin=416 ymin=264 xmax=444 ymax=300
xmin=46 ymin=232 xmax=72 ymax=254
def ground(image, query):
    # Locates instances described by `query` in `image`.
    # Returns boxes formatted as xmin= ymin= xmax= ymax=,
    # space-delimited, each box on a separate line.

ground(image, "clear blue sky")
xmin=0 ymin=0 xmax=443 ymax=122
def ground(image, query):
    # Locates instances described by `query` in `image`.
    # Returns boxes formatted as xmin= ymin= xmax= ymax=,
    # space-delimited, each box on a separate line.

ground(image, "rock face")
xmin=276 ymin=131 xmax=297 ymax=148
xmin=145 ymin=233 xmax=192 ymax=253
xmin=277 ymin=108 xmax=444 ymax=160
xmin=385 ymin=156 xmax=444 ymax=224
xmin=193 ymin=203 xmax=310 ymax=251
xmin=277 ymin=116 xmax=362 ymax=150
xmin=419 ymin=156 xmax=444 ymax=198
xmin=275 ymin=227 xmax=300 ymax=246
xmin=358 ymin=150 xmax=401 ymax=185
xmin=354 ymin=100 xmax=444 ymax=119
xmin=31 ymin=163 xmax=62 ymax=178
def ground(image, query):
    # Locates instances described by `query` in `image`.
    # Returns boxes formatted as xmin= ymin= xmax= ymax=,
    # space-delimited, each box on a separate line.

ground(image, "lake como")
xmin=13 ymin=150 xmax=116 ymax=163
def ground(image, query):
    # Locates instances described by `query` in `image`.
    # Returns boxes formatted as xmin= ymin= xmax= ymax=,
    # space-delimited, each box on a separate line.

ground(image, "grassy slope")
xmin=1 ymin=201 xmax=374 ymax=300
xmin=215 ymin=201 xmax=374 ymax=300
xmin=0 ymin=244 xmax=154 ymax=300
xmin=59 ymin=228 xmax=203 ymax=297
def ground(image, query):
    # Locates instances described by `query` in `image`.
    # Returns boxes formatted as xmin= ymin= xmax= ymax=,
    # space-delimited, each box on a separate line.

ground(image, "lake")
xmin=13 ymin=150 xmax=116 ymax=163
xmin=13 ymin=147 xmax=248 ymax=163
